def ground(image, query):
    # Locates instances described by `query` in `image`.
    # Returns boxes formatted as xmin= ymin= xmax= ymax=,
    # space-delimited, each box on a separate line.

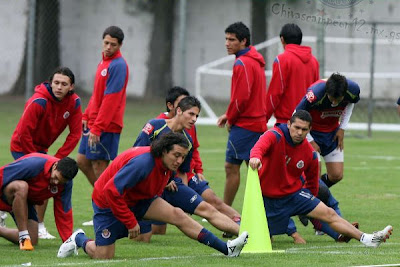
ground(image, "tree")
xmin=144 ymin=0 xmax=176 ymax=98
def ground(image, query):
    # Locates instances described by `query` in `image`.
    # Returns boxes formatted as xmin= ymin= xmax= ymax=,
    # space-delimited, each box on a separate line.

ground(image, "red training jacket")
xmin=83 ymin=50 xmax=129 ymax=136
xmin=266 ymin=44 xmax=319 ymax=124
xmin=250 ymin=124 xmax=319 ymax=198
xmin=92 ymin=147 xmax=172 ymax=230
xmin=226 ymin=46 xmax=267 ymax=133
xmin=10 ymin=83 xmax=82 ymax=159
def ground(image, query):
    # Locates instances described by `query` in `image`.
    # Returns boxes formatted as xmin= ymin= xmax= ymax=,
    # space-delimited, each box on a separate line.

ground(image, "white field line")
xmin=5 ymin=244 xmax=400 ymax=267
xmin=352 ymin=264 xmax=400 ymax=267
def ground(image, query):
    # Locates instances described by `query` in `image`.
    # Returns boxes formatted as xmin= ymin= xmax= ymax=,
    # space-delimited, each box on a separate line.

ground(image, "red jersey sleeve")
xmin=250 ymin=130 xmax=278 ymax=160
xmin=226 ymin=60 xmax=254 ymax=125
xmin=53 ymin=182 xmax=73 ymax=242
xmin=265 ymin=57 xmax=286 ymax=121
xmin=304 ymin=150 xmax=320 ymax=196
xmin=55 ymin=97 xmax=82 ymax=158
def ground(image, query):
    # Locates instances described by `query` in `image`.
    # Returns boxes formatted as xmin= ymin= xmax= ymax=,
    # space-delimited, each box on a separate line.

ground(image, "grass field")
xmin=0 ymin=96 xmax=399 ymax=267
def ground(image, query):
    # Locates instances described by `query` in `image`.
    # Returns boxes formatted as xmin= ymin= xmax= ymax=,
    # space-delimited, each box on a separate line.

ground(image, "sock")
xmin=360 ymin=233 xmax=372 ymax=245
xmin=311 ymin=219 xmax=340 ymax=240
xmin=75 ymin=232 xmax=89 ymax=248
xmin=38 ymin=222 xmax=45 ymax=231
xmin=19 ymin=230 xmax=30 ymax=241
xmin=321 ymin=173 xmax=336 ymax=188
xmin=197 ymin=228 xmax=228 ymax=255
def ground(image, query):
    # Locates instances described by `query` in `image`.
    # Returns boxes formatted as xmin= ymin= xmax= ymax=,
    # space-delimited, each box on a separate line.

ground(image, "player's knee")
xmin=171 ymin=207 xmax=188 ymax=226
xmin=325 ymin=207 xmax=338 ymax=221
xmin=195 ymin=201 xmax=218 ymax=218
xmin=152 ymin=224 xmax=167 ymax=235
xmin=328 ymin=172 xmax=343 ymax=183
xmin=12 ymin=181 xmax=29 ymax=198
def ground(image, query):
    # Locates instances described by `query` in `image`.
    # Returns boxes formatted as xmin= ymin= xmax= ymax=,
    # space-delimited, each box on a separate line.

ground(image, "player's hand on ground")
xmin=217 ymin=114 xmax=227 ymax=128
xmin=196 ymin=173 xmax=205 ymax=181
xmin=88 ymin=132 xmax=100 ymax=148
xmin=128 ymin=224 xmax=140 ymax=239
xmin=310 ymin=141 xmax=321 ymax=153
xmin=249 ymin=158 xmax=261 ymax=170
xmin=334 ymin=128 xmax=345 ymax=151
xmin=165 ymin=180 xmax=178 ymax=192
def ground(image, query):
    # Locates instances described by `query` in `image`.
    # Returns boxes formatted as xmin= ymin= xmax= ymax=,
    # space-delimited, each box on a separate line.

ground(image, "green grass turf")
xmin=0 ymin=96 xmax=399 ymax=266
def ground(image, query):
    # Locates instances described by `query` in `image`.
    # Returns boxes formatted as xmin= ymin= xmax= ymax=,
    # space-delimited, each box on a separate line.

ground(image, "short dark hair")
xmin=225 ymin=22 xmax=251 ymax=47
xmin=49 ymin=67 xmax=75 ymax=85
xmin=103 ymin=26 xmax=124 ymax=44
xmin=56 ymin=157 xmax=78 ymax=181
xmin=290 ymin=110 xmax=312 ymax=125
xmin=176 ymin=96 xmax=201 ymax=113
xmin=150 ymin=132 xmax=189 ymax=158
xmin=165 ymin=86 xmax=190 ymax=112
xmin=280 ymin=23 xmax=303 ymax=45
xmin=326 ymin=73 xmax=348 ymax=98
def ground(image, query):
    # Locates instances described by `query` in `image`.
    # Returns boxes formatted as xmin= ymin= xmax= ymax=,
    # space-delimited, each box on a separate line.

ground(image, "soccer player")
xmin=76 ymin=26 xmax=129 ymax=225
xmin=249 ymin=110 xmax=392 ymax=247
xmin=148 ymin=87 xmax=241 ymax=237
xmin=57 ymin=133 xmax=248 ymax=259
xmin=134 ymin=96 xmax=240 ymax=242
xmin=10 ymin=66 xmax=82 ymax=239
xmin=266 ymin=23 xmax=319 ymax=125
xmin=217 ymin=21 xmax=267 ymax=207
xmin=0 ymin=154 xmax=78 ymax=251
xmin=296 ymin=73 xmax=360 ymax=187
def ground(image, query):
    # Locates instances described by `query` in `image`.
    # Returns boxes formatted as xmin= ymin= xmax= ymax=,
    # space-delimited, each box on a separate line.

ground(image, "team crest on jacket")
xmin=101 ymin=68 xmax=108 ymax=77
xmin=306 ymin=91 xmax=315 ymax=102
xmin=50 ymin=186 xmax=58 ymax=194
xmin=63 ymin=111 xmax=70 ymax=119
xmin=101 ymin=229 xmax=111 ymax=239
xmin=142 ymin=123 xmax=154 ymax=135
xmin=296 ymin=160 xmax=304 ymax=169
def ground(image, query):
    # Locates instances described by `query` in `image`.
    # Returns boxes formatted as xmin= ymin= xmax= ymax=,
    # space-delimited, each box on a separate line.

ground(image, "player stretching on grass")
xmin=134 ymin=96 xmax=240 ymax=242
xmin=144 ymin=87 xmax=241 ymax=238
xmin=249 ymin=110 xmax=392 ymax=247
xmin=57 ymin=133 xmax=248 ymax=259
xmin=0 ymin=154 xmax=78 ymax=251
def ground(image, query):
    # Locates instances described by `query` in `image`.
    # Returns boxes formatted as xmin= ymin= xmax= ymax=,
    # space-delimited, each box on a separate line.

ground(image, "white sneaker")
xmin=57 ymin=229 xmax=85 ymax=258
xmin=38 ymin=227 xmax=56 ymax=239
xmin=0 ymin=211 xmax=7 ymax=227
xmin=227 ymin=231 xmax=248 ymax=257
xmin=82 ymin=220 xmax=93 ymax=226
xmin=362 ymin=225 xmax=393 ymax=248
xmin=315 ymin=230 xmax=325 ymax=236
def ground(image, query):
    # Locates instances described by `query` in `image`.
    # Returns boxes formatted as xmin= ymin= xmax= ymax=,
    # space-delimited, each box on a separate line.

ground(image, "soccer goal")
xmin=195 ymin=36 xmax=400 ymax=132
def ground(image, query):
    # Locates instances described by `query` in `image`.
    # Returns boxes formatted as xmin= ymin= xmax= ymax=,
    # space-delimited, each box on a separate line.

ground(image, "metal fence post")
xmin=367 ymin=22 xmax=376 ymax=138
xmin=25 ymin=0 xmax=36 ymax=101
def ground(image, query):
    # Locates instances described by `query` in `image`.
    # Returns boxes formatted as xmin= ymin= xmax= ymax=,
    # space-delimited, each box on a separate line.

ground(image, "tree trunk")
xmin=144 ymin=0 xmax=175 ymax=98
xmin=9 ymin=0 xmax=60 ymax=96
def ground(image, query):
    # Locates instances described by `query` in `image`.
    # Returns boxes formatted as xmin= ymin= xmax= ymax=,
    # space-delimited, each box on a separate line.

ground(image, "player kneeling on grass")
xmin=249 ymin=110 xmax=392 ymax=248
xmin=58 ymin=132 xmax=248 ymax=259
xmin=0 ymin=154 xmax=78 ymax=251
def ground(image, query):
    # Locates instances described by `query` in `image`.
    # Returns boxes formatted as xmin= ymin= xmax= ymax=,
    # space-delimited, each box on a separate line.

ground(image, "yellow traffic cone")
xmin=240 ymin=167 xmax=284 ymax=253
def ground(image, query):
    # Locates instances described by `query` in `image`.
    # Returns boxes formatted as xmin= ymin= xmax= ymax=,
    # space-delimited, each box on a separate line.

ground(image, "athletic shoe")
xmin=82 ymin=220 xmax=93 ymax=226
xmin=57 ymin=229 xmax=85 ymax=258
xmin=337 ymin=222 xmax=359 ymax=243
xmin=19 ymin=238 xmax=34 ymax=251
xmin=298 ymin=215 xmax=309 ymax=227
xmin=0 ymin=211 xmax=7 ymax=227
xmin=362 ymin=225 xmax=393 ymax=248
xmin=38 ymin=227 xmax=56 ymax=239
xmin=315 ymin=230 xmax=325 ymax=236
xmin=222 ymin=231 xmax=234 ymax=238
xmin=227 ymin=231 xmax=248 ymax=257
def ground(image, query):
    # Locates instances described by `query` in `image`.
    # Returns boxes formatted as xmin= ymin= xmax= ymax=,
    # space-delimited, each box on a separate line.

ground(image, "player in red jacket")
xmin=57 ymin=133 xmax=248 ymax=259
xmin=77 ymin=26 xmax=129 ymax=226
xmin=0 ymin=154 xmax=78 ymax=251
xmin=266 ymin=23 xmax=319 ymax=125
xmin=249 ymin=110 xmax=392 ymax=248
xmin=9 ymin=67 xmax=81 ymax=240
xmin=217 ymin=22 xmax=267 ymax=208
